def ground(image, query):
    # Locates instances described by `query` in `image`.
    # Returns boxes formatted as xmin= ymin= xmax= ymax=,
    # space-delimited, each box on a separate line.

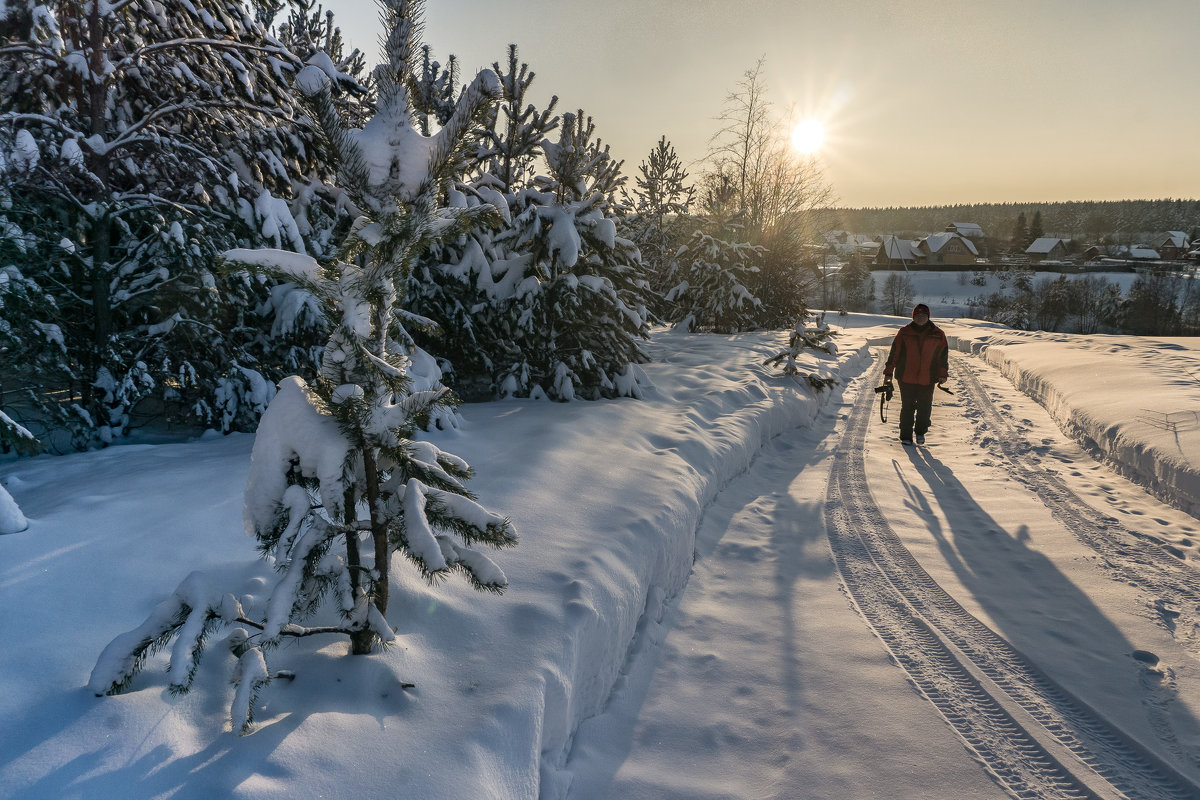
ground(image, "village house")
xmin=917 ymin=232 xmax=978 ymax=266
xmin=1025 ymin=237 xmax=1068 ymax=262
xmin=874 ymin=235 xmax=921 ymax=267
xmin=1156 ymin=231 xmax=1190 ymax=260
xmin=873 ymin=232 xmax=977 ymax=268
xmin=821 ymin=230 xmax=880 ymax=260
xmin=946 ymin=222 xmax=985 ymax=239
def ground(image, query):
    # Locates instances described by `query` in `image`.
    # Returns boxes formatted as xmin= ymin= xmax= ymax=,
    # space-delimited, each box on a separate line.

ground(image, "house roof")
xmin=879 ymin=235 xmax=919 ymax=261
xmin=949 ymin=222 xmax=984 ymax=237
xmin=1026 ymin=237 xmax=1065 ymax=254
xmin=1128 ymin=246 xmax=1160 ymax=259
xmin=1162 ymin=231 xmax=1189 ymax=248
xmin=924 ymin=232 xmax=979 ymax=255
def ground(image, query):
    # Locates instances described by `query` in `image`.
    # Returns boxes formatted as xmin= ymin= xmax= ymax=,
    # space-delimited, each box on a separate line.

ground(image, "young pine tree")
xmin=90 ymin=0 xmax=517 ymax=735
xmin=665 ymin=228 xmax=764 ymax=333
xmin=663 ymin=176 xmax=765 ymax=333
xmin=629 ymin=136 xmax=696 ymax=309
xmin=495 ymin=111 xmax=651 ymax=400
xmin=405 ymin=44 xmax=560 ymax=400
xmin=764 ymin=312 xmax=839 ymax=390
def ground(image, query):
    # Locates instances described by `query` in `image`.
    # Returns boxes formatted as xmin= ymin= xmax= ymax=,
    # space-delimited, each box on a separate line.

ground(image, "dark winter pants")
xmin=898 ymin=382 xmax=935 ymax=440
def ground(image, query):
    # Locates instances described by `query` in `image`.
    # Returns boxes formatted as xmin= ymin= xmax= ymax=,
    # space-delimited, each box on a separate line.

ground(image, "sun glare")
xmin=791 ymin=119 xmax=825 ymax=155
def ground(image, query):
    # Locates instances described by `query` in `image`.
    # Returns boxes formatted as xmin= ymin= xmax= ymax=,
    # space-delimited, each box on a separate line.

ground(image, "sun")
xmin=791 ymin=119 xmax=825 ymax=155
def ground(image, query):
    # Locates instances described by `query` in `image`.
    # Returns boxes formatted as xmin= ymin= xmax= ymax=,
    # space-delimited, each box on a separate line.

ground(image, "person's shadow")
xmin=895 ymin=446 xmax=1200 ymax=782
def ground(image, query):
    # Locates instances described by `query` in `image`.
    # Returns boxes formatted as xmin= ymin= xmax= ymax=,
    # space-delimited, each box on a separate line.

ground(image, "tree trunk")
xmin=344 ymin=487 xmax=375 ymax=655
xmin=349 ymin=451 xmax=389 ymax=655
xmin=85 ymin=2 xmax=113 ymax=416
xmin=363 ymin=449 xmax=389 ymax=616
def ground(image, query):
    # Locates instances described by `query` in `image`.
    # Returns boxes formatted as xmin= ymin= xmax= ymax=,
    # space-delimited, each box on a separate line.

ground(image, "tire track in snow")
xmin=826 ymin=358 xmax=1200 ymax=800
xmin=951 ymin=353 xmax=1200 ymax=648
xmin=953 ymin=351 xmax=1200 ymax=772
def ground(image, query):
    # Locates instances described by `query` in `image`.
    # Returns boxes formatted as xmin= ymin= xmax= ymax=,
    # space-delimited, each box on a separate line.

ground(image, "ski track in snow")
xmin=826 ymin=356 xmax=1200 ymax=800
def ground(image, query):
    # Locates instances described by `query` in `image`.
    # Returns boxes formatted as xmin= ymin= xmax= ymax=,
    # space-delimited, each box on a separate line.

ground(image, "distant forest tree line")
xmin=829 ymin=199 xmax=1200 ymax=243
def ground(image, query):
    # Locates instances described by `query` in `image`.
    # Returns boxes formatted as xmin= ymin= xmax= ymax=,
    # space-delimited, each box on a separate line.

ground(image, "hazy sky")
xmin=323 ymin=0 xmax=1199 ymax=208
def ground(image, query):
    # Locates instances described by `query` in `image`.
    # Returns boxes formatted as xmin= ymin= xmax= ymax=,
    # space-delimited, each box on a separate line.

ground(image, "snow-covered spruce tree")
xmin=406 ymin=44 xmax=560 ymax=399
xmin=90 ymin=0 xmax=517 ymax=735
xmin=627 ymin=136 xmax=696 ymax=316
xmin=0 ymin=0 xmax=351 ymax=443
xmin=663 ymin=178 xmax=765 ymax=334
xmin=763 ymin=312 xmax=839 ymax=390
xmin=272 ymin=0 xmax=374 ymax=129
xmin=665 ymin=226 xmax=764 ymax=333
xmin=493 ymin=110 xmax=651 ymax=400
xmin=0 ymin=211 xmax=90 ymax=451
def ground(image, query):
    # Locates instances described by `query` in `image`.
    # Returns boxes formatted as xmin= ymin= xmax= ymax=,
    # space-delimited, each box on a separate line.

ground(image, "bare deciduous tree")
xmin=702 ymin=58 xmax=835 ymax=326
xmin=881 ymin=273 xmax=915 ymax=316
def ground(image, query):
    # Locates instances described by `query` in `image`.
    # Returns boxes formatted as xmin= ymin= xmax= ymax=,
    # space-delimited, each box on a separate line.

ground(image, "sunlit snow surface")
xmin=1 ymin=311 xmax=1199 ymax=799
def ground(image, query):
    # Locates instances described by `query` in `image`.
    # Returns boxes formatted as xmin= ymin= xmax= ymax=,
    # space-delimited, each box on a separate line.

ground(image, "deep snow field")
xmin=2 ymin=305 xmax=1199 ymax=800
xmin=871 ymin=268 xmax=1146 ymax=320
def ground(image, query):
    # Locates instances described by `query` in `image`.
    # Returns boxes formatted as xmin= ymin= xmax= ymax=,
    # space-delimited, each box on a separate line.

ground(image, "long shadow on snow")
xmin=25 ymin=654 xmax=413 ymax=800
xmin=901 ymin=447 xmax=1200 ymax=781
xmin=564 ymin=420 xmax=837 ymax=798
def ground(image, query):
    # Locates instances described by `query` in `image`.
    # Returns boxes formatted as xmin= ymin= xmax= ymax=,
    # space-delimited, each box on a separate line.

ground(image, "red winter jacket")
xmin=884 ymin=322 xmax=949 ymax=386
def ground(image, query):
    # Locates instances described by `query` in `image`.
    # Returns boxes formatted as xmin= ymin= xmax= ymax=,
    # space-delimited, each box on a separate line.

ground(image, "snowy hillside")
xmin=1 ymin=316 xmax=1199 ymax=800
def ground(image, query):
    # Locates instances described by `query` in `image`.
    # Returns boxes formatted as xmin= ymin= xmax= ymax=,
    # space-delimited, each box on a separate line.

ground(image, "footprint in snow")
xmin=1132 ymin=649 xmax=1160 ymax=667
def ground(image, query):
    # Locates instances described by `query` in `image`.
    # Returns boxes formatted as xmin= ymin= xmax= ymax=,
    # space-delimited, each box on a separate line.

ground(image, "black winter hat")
xmin=912 ymin=303 xmax=930 ymax=318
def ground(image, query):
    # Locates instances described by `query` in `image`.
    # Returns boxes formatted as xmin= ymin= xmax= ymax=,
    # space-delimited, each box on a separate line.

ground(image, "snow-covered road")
xmin=562 ymin=349 xmax=1200 ymax=799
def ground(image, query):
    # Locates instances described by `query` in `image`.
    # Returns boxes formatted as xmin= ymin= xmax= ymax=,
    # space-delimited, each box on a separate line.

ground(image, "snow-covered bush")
xmin=90 ymin=0 xmax=517 ymax=734
xmin=0 ymin=479 xmax=28 ymax=535
xmin=764 ymin=313 xmax=839 ymax=390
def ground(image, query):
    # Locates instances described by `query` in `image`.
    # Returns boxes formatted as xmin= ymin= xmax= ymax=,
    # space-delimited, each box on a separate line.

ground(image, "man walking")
xmin=883 ymin=303 xmax=949 ymax=445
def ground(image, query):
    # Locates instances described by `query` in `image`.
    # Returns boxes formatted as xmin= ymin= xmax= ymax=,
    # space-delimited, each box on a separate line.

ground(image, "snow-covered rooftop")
xmin=1025 ymin=237 xmax=1065 ymax=254
xmin=924 ymin=232 xmax=979 ymax=256
xmin=879 ymin=234 xmax=919 ymax=261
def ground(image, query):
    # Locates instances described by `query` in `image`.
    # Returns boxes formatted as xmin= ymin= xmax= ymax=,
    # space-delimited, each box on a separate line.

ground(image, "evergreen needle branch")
xmin=104 ymin=100 xmax=265 ymax=155
xmin=234 ymin=618 xmax=357 ymax=639
xmin=111 ymin=38 xmax=304 ymax=74
xmin=0 ymin=112 xmax=77 ymax=137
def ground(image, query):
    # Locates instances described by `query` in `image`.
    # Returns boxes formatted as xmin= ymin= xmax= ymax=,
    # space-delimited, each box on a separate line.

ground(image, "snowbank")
xmin=943 ymin=321 xmax=1200 ymax=517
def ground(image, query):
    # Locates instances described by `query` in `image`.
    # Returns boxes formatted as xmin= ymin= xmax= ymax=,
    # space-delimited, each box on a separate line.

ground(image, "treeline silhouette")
xmin=827 ymin=199 xmax=1200 ymax=240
